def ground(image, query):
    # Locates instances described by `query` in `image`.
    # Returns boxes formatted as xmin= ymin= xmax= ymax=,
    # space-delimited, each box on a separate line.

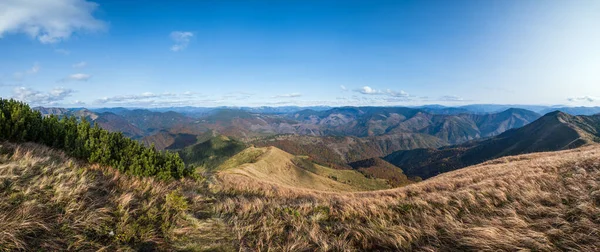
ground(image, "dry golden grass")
xmin=4 ymin=141 xmax=600 ymax=251
xmin=214 ymin=144 xmax=600 ymax=251
xmin=218 ymin=146 xmax=391 ymax=192
xmin=0 ymin=142 xmax=235 ymax=251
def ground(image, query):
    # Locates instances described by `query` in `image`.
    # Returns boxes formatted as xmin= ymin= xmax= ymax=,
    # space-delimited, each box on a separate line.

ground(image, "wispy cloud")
xmin=340 ymin=85 xmax=347 ymax=91
xmin=0 ymin=0 xmax=106 ymax=43
xmin=170 ymin=31 xmax=193 ymax=52
xmin=61 ymin=73 xmax=91 ymax=82
xmin=568 ymin=96 xmax=597 ymax=102
xmin=72 ymin=61 xmax=87 ymax=68
xmin=12 ymin=87 xmax=74 ymax=105
xmin=273 ymin=93 xmax=302 ymax=98
xmin=354 ymin=86 xmax=410 ymax=97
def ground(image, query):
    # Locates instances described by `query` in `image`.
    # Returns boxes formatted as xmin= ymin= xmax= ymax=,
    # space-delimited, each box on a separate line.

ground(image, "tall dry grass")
xmin=3 ymin=141 xmax=600 ymax=251
xmin=0 ymin=142 xmax=234 ymax=251
xmin=214 ymin=145 xmax=600 ymax=251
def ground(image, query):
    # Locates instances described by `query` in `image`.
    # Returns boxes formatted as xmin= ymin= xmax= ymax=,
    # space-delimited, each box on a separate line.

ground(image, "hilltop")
xmin=217 ymin=146 xmax=393 ymax=191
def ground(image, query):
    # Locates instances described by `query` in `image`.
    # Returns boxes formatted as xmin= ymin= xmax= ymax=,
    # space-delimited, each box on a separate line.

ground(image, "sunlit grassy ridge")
xmin=218 ymin=146 xmax=391 ymax=192
xmin=214 ymin=144 xmax=600 ymax=251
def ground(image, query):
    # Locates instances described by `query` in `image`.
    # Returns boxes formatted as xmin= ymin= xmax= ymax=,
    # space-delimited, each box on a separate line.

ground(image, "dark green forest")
xmin=0 ymin=98 xmax=191 ymax=180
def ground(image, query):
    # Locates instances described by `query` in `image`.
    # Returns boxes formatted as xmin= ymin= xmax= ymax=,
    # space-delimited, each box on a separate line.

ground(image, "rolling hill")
xmin=384 ymin=111 xmax=600 ymax=179
xmin=217 ymin=146 xmax=392 ymax=191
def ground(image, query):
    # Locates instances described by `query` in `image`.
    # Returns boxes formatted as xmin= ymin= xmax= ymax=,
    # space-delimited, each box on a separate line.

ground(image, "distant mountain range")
xmin=32 ymin=104 xmax=600 ymax=182
xmin=33 ymin=105 xmax=543 ymax=151
xmin=384 ymin=111 xmax=600 ymax=179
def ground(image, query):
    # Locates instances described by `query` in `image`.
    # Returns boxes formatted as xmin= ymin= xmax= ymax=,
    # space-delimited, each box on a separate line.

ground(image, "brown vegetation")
xmin=214 ymin=144 xmax=600 ymax=251
xmin=4 ymin=140 xmax=600 ymax=251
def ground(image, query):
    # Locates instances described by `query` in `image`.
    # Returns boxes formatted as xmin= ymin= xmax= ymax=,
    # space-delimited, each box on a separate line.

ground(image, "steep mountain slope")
xmin=217 ymin=146 xmax=391 ymax=191
xmin=178 ymin=135 xmax=247 ymax=172
xmin=470 ymin=108 xmax=541 ymax=137
xmin=385 ymin=111 xmax=600 ymax=179
xmin=216 ymin=144 xmax=600 ymax=251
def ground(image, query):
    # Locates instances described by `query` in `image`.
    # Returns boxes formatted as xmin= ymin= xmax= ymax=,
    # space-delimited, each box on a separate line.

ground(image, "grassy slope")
xmin=6 ymin=140 xmax=600 ymax=251
xmin=0 ymin=142 xmax=234 ymax=251
xmin=217 ymin=146 xmax=390 ymax=192
xmin=215 ymin=144 xmax=600 ymax=251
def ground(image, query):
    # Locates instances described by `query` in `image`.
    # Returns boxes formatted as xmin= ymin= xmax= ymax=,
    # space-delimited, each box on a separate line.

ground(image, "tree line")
xmin=0 ymin=98 xmax=191 ymax=180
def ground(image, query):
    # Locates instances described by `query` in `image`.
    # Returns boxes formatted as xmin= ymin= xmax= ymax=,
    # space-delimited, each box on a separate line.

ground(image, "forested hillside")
xmin=0 ymin=99 xmax=191 ymax=179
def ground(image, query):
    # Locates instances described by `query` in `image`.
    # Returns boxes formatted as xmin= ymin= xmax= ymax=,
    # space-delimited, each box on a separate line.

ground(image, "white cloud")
xmin=12 ymin=87 xmax=74 ymax=104
xmin=62 ymin=73 xmax=91 ymax=82
xmin=54 ymin=48 xmax=70 ymax=55
xmin=356 ymin=86 xmax=381 ymax=95
xmin=170 ymin=31 xmax=193 ymax=52
xmin=354 ymin=86 xmax=410 ymax=97
xmin=0 ymin=0 xmax=106 ymax=43
xmin=273 ymin=93 xmax=302 ymax=98
xmin=73 ymin=100 xmax=85 ymax=105
xmin=72 ymin=61 xmax=86 ymax=68
xmin=568 ymin=96 xmax=597 ymax=102
xmin=340 ymin=85 xmax=347 ymax=91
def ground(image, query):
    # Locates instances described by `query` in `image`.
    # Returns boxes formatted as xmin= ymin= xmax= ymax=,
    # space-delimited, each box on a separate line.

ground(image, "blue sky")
xmin=1 ymin=0 xmax=599 ymax=107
